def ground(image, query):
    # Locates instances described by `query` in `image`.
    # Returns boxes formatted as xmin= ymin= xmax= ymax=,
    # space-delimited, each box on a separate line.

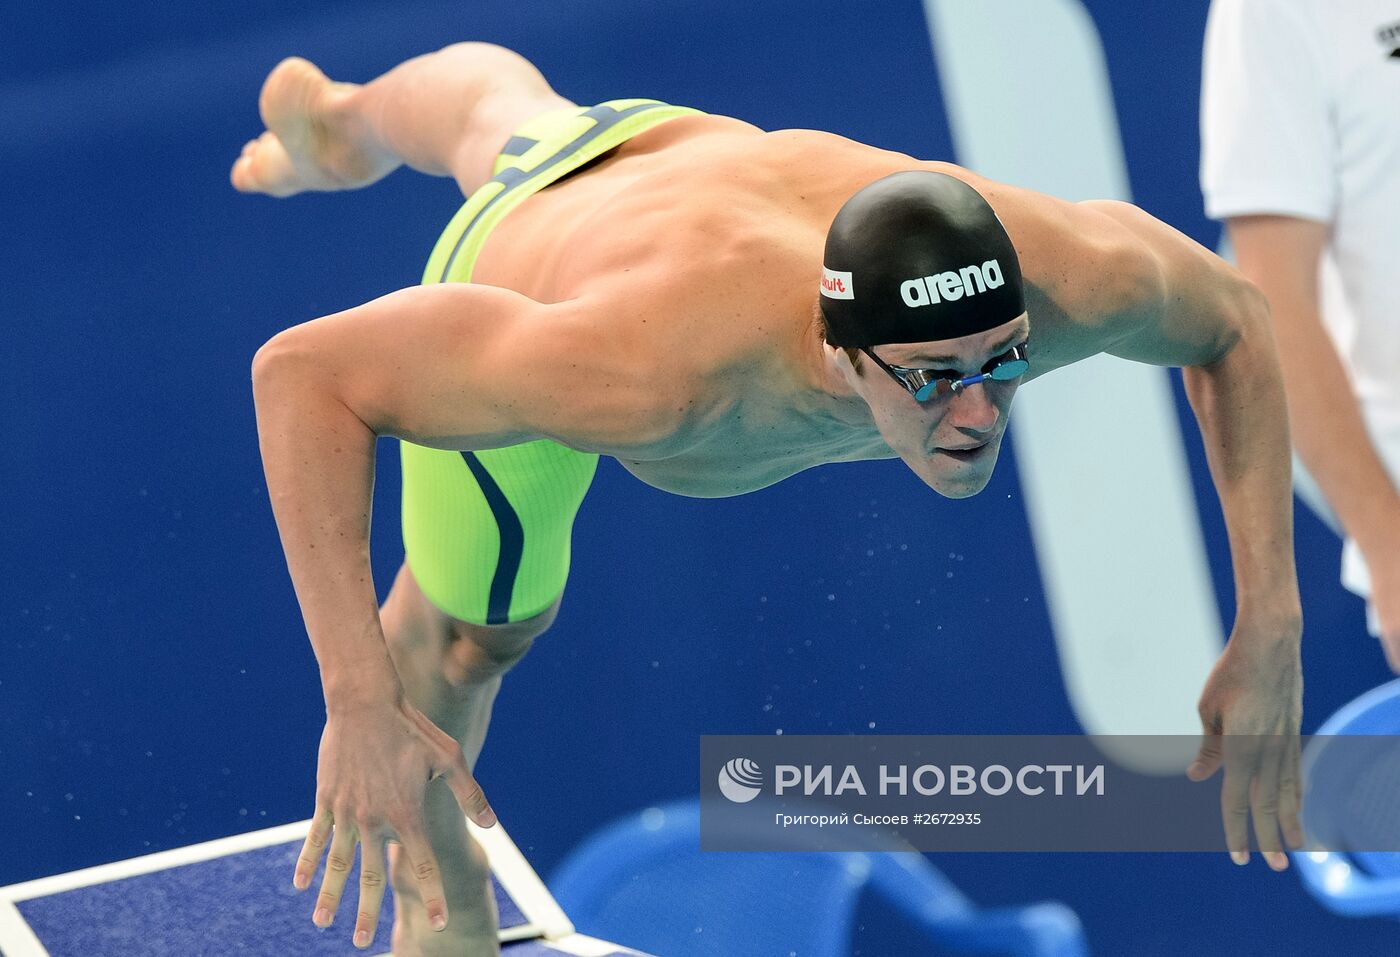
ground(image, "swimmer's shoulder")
xmin=914 ymin=165 xmax=1172 ymax=375
xmin=639 ymin=113 xmax=919 ymax=190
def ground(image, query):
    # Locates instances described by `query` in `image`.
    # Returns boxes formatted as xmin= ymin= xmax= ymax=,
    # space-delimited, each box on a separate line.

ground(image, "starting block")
xmin=0 ymin=817 xmax=654 ymax=956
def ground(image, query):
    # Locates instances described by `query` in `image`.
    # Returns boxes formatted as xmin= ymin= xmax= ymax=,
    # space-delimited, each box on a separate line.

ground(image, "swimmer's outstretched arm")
xmin=1087 ymin=199 xmax=1303 ymax=871
xmin=252 ymin=282 xmax=634 ymax=946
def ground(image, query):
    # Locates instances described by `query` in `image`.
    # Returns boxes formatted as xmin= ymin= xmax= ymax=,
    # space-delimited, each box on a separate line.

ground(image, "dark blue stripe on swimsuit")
xmin=440 ymin=103 xmax=666 ymax=622
xmin=438 ymin=101 xmax=665 ymax=283
xmin=498 ymin=134 xmax=540 ymax=156
xmin=459 ymin=451 xmax=525 ymax=625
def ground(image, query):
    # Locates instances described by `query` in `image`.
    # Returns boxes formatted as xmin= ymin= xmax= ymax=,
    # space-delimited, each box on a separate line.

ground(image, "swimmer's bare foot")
xmin=231 ymin=57 xmax=400 ymax=197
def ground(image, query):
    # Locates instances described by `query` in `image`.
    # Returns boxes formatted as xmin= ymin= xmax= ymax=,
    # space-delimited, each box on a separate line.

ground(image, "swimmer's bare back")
xmin=239 ymin=51 xmax=1245 ymax=497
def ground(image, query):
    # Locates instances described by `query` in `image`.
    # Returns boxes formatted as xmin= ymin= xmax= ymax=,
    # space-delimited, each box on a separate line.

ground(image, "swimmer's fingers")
xmin=1221 ymin=735 xmax=1260 ymax=866
xmin=352 ymin=830 xmax=388 ymax=950
xmin=392 ymin=823 xmax=450 ymax=933
xmin=1188 ymin=714 xmax=1225 ymax=781
xmin=1279 ymin=737 xmax=1305 ymax=850
xmin=293 ymin=806 xmax=334 ymax=891
xmin=404 ymin=705 xmax=497 ymax=828
xmin=441 ymin=761 xmax=496 ymax=829
xmin=1248 ymin=738 xmax=1289 ymax=871
xmin=312 ymin=818 xmax=359 ymax=928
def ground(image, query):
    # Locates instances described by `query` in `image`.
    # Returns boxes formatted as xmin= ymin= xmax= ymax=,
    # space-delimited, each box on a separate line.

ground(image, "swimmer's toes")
xmin=231 ymin=131 xmax=301 ymax=197
xmin=252 ymin=56 xmax=391 ymax=192
xmin=258 ymin=57 xmax=329 ymax=150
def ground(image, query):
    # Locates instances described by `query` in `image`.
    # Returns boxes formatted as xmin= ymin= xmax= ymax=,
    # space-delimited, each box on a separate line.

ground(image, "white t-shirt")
xmin=1201 ymin=0 xmax=1400 ymax=438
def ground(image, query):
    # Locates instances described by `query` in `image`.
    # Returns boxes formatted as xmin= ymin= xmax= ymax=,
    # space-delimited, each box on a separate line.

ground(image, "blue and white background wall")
xmin=3 ymin=1 xmax=1394 ymax=953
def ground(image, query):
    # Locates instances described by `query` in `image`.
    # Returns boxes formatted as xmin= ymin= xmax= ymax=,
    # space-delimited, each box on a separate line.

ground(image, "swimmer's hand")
xmin=293 ymin=693 xmax=496 ymax=949
xmin=1186 ymin=616 xmax=1304 ymax=873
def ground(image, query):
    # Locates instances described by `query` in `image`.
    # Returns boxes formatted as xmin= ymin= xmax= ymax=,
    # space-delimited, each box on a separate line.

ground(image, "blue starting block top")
xmin=0 ymin=818 xmax=650 ymax=957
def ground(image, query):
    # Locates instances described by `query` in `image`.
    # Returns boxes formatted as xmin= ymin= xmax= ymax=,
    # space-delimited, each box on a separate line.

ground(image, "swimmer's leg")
xmin=231 ymin=43 xmax=574 ymax=199
xmin=376 ymin=559 xmax=558 ymax=957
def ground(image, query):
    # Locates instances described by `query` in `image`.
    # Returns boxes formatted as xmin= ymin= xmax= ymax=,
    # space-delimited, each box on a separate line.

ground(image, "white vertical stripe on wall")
xmin=923 ymin=0 xmax=1221 ymax=769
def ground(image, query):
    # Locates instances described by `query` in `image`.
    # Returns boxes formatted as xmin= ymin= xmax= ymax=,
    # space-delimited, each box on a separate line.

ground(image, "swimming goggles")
xmin=861 ymin=343 xmax=1029 ymax=402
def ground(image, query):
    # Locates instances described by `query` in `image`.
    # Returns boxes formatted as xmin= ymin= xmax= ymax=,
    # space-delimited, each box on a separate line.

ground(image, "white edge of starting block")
xmin=0 ymin=820 xmax=312 ymax=903
xmin=468 ymin=817 xmax=575 ymax=940
xmin=0 ymin=816 xmax=576 ymax=956
xmin=549 ymin=933 xmax=646 ymax=956
xmin=0 ymin=899 xmax=47 ymax=957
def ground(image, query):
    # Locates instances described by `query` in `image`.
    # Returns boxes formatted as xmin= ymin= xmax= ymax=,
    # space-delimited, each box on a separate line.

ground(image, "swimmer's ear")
xmin=829 ymin=344 xmax=863 ymax=379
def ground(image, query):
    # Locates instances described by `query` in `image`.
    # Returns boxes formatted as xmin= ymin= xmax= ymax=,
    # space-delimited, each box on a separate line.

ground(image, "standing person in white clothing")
xmin=1201 ymin=0 xmax=1400 ymax=671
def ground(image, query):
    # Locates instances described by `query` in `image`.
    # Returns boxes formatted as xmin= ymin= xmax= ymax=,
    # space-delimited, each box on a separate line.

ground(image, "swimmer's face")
xmin=840 ymin=314 xmax=1031 ymax=499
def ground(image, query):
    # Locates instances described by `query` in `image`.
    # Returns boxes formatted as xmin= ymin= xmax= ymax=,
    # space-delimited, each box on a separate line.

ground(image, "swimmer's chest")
xmin=611 ymin=394 xmax=892 ymax=498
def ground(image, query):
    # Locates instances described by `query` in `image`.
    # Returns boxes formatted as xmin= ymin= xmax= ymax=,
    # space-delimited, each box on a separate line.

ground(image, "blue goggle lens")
xmin=910 ymin=352 xmax=1030 ymax=400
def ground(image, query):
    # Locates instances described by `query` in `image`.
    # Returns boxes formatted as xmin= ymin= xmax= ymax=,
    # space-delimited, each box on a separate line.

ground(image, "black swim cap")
xmin=819 ymin=171 xmax=1026 ymax=348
